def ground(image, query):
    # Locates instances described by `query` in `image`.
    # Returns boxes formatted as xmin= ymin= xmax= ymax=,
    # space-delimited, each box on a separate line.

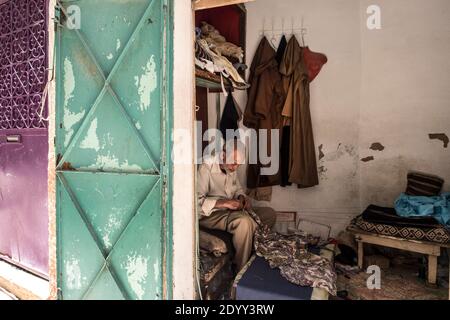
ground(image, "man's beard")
xmin=220 ymin=165 xmax=235 ymax=174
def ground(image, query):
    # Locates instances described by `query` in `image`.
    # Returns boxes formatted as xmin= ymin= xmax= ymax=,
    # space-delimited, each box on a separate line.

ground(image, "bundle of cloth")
xmin=394 ymin=172 xmax=449 ymax=228
xmin=395 ymin=193 xmax=450 ymax=228
xmin=195 ymin=22 xmax=249 ymax=90
xmin=248 ymin=209 xmax=337 ymax=296
xmin=350 ymin=172 xmax=450 ymax=244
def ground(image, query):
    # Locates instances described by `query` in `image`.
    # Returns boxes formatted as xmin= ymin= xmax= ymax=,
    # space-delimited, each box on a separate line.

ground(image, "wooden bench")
xmin=348 ymin=228 xmax=450 ymax=298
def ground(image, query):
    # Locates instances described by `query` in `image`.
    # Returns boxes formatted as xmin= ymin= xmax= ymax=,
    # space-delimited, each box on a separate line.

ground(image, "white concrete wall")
xmin=205 ymin=0 xmax=450 ymax=236
xmin=359 ymin=0 xmax=450 ymax=207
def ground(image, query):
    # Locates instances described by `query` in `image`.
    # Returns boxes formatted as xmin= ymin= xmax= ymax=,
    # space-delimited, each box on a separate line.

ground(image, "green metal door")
xmin=55 ymin=0 xmax=172 ymax=300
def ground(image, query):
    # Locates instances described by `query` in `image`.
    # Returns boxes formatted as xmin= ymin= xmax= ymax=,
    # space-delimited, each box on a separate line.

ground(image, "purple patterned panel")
xmin=0 ymin=0 xmax=47 ymax=129
xmin=0 ymin=0 xmax=48 ymax=276
xmin=0 ymin=129 xmax=49 ymax=276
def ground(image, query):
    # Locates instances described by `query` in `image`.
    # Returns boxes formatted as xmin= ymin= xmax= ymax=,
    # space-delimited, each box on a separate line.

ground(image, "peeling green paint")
xmin=101 ymin=214 xmax=121 ymax=250
xmin=88 ymin=154 xmax=143 ymax=172
xmin=66 ymin=257 xmax=82 ymax=290
xmin=63 ymin=57 xmax=75 ymax=108
xmin=135 ymin=121 xmax=142 ymax=130
xmin=80 ymin=118 xmax=100 ymax=151
xmin=153 ymin=260 xmax=160 ymax=283
xmin=63 ymin=57 xmax=86 ymax=147
xmin=123 ymin=254 xmax=148 ymax=300
xmin=134 ymin=55 xmax=157 ymax=111
xmin=64 ymin=109 xmax=86 ymax=148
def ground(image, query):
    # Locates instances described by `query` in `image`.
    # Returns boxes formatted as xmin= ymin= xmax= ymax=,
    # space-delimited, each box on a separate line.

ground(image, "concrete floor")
xmin=336 ymin=265 xmax=449 ymax=300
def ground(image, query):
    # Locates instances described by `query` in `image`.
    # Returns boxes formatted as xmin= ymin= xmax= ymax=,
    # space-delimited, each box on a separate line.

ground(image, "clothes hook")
xmin=291 ymin=17 xmax=294 ymax=37
xmin=262 ymin=17 xmax=265 ymax=37
xmin=301 ymin=16 xmax=306 ymax=46
xmin=270 ymin=17 xmax=277 ymax=48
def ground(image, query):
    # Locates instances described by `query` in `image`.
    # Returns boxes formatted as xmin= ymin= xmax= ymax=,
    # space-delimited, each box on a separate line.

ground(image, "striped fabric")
xmin=405 ymin=172 xmax=444 ymax=196
xmin=350 ymin=217 xmax=450 ymax=244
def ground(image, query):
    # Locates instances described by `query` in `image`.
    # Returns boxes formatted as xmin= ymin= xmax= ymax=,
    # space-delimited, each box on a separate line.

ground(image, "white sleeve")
xmin=234 ymin=173 xmax=247 ymax=199
xmin=197 ymin=164 xmax=219 ymax=216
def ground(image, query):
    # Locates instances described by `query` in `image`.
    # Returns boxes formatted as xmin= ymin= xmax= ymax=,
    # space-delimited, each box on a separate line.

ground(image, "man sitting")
xmin=197 ymin=140 xmax=276 ymax=271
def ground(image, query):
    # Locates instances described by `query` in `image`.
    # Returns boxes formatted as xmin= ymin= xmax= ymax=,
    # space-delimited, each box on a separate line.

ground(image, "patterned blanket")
xmin=246 ymin=210 xmax=337 ymax=296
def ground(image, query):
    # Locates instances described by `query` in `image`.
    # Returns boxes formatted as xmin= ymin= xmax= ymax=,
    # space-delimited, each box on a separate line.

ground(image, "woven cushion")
xmin=351 ymin=216 xmax=450 ymax=244
xmin=362 ymin=205 xmax=439 ymax=228
xmin=199 ymin=230 xmax=228 ymax=257
xmin=405 ymin=172 xmax=444 ymax=196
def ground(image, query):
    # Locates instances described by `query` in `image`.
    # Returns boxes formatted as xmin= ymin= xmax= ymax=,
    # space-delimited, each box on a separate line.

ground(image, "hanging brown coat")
xmin=279 ymin=36 xmax=319 ymax=187
xmin=244 ymin=37 xmax=284 ymax=188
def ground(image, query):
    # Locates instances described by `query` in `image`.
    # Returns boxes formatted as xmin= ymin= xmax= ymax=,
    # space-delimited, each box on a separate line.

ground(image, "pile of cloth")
xmin=247 ymin=209 xmax=337 ymax=296
xmin=195 ymin=22 xmax=249 ymax=89
xmin=395 ymin=193 xmax=450 ymax=228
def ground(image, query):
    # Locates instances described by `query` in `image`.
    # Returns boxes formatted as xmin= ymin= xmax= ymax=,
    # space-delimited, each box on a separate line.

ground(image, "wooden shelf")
xmin=195 ymin=3 xmax=247 ymax=87
xmin=194 ymin=0 xmax=254 ymax=11
xmin=195 ymin=68 xmax=233 ymax=91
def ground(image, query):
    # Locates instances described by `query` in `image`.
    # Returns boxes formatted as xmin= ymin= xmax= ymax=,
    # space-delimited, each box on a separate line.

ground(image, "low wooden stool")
xmin=349 ymin=228 xmax=450 ymax=298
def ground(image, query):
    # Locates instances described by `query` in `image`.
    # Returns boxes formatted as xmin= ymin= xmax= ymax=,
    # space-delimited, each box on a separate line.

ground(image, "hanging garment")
xmin=279 ymin=36 xmax=319 ymax=187
xmin=274 ymin=36 xmax=292 ymax=187
xmin=231 ymin=94 xmax=243 ymax=122
xmin=220 ymin=91 xmax=241 ymax=140
xmin=302 ymin=47 xmax=328 ymax=83
xmin=244 ymin=37 xmax=284 ymax=189
xmin=246 ymin=210 xmax=337 ymax=296
xmin=244 ymin=36 xmax=284 ymax=132
xmin=395 ymin=193 xmax=450 ymax=228
xmin=280 ymin=125 xmax=292 ymax=187
xmin=275 ymin=35 xmax=288 ymax=65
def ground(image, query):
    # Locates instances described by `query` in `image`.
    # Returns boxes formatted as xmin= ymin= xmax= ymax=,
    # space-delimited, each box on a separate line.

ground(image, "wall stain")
xmin=428 ymin=133 xmax=449 ymax=148
xmin=317 ymin=144 xmax=358 ymax=182
xmin=324 ymin=143 xmax=344 ymax=161
xmin=318 ymin=165 xmax=328 ymax=180
xmin=318 ymin=144 xmax=325 ymax=160
xmin=370 ymin=142 xmax=385 ymax=151
xmin=361 ymin=156 xmax=375 ymax=162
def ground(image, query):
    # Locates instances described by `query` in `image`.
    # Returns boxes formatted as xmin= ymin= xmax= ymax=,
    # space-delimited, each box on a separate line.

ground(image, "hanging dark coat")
xmin=279 ymin=36 xmax=319 ymax=187
xmin=243 ymin=37 xmax=284 ymax=188
xmin=275 ymin=35 xmax=292 ymax=187
xmin=220 ymin=91 xmax=241 ymax=140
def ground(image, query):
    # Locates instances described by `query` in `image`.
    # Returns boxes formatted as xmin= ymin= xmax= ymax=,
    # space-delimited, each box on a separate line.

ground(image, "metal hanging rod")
xmin=260 ymin=16 xmax=308 ymax=45
xmin=260 ymin=17 xmax=307 ymax=35
xmin=259 ymin=28 xmax=307 ymax=35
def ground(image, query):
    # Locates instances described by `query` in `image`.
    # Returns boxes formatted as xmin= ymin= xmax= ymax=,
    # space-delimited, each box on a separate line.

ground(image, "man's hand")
xmin=215 ymin=199 xmax=242 ymax=210
xmin=238 ymin=195 xmax=252 ymax=210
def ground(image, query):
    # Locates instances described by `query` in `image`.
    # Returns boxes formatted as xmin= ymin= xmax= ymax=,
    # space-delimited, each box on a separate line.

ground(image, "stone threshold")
xmin=0 ymin=259 xmax=49 ymax=300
